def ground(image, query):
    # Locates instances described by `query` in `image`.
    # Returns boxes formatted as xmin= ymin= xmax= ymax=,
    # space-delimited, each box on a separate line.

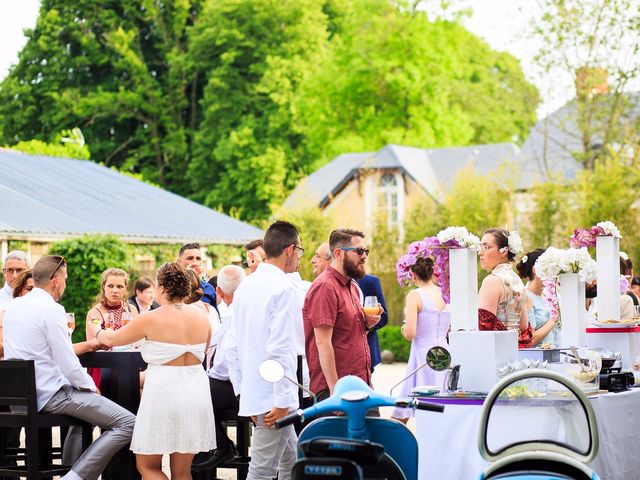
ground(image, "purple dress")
xmin=392 ymin=289 xmax=451 ymax=419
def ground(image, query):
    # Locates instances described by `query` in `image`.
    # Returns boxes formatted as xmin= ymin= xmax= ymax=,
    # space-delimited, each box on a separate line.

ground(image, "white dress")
xmin=130 ymin=340 xmax=216 ymax=455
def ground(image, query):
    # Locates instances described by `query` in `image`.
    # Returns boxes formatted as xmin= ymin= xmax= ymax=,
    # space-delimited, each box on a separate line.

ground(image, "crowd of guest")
xmin=1 ymin=223 xmax=635 ymax=479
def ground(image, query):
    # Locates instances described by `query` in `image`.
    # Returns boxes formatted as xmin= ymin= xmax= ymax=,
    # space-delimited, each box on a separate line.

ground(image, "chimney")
xmin=575 ymin=67 xmax=609 ymax=99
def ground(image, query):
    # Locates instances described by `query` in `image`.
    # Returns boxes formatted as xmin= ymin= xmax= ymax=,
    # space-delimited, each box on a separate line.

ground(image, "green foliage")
xmin=271 ymin=206 xmax=334 ymax=280
xmin=522 ymin=178 xmax=570 ymax=249
xmin=0 ymin=0 xmax=539 ymax=222
xmin=368 ymin=213 xmax=405 ymax=326
xmin=186 ymin=0 xmax=329 ymax=220
xmin=11 ymin=128 xmax=90 ymax=160
xmin=404 ymin=164 xmax=512 ymax=241
xmin=296 ymin=0 xmax=539 ymax=165
xmin=48 ymin=235 xmax=134 ymax=342
xmin=378 ymin=326 xmax=410 ymax=362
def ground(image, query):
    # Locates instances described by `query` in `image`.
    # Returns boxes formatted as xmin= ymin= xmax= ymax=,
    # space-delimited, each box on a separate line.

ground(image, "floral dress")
xmin=479 ymin=263 xmax=533 ymax=348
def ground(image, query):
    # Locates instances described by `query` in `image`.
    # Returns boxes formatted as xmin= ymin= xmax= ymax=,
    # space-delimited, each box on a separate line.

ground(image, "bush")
xmin=48 ymin=235 xmax=134 ymax=342
xmin=378 ymin=326 xmax=410 ymax=363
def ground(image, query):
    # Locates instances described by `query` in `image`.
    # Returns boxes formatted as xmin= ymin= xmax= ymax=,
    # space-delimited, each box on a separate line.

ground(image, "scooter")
xmin=478 ymin=369 xmax=600 ymax=480
xmin=259 ymin=357 xmax=445 ymax=480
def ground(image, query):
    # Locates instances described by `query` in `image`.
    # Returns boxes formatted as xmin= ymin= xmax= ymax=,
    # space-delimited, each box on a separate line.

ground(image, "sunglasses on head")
xmin=50 ymin=256 xmax=66 ymax=280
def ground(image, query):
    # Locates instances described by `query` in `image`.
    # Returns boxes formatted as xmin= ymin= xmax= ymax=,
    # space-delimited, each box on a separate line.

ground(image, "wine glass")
xmin=121 ymin=311 xmax=132 ymax=327
xmin=66 ymin=313 xmax=75 ymax=336
xmin=104 ymin=311 xmax=114 ymax=329
xmin=363 ymin=296 xmax=379 ymax=316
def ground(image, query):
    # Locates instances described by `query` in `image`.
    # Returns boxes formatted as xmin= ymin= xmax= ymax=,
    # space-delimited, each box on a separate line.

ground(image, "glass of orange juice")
xmin=66 ymin=313 xmax=76 ymax=336
xmin=363 ymin=296 xmax=379 ymax=316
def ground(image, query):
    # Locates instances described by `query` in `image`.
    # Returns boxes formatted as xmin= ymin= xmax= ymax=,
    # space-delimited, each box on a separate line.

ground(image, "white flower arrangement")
xmin=506 ymin=230 xmax=523 ymax=255
xmin=436 ymin=226 xmax=480 ymax=250
xmin=535 ymin=247 xmax=597 ymax=283
xmin=596 ymin=221 xmax=622 ymax=238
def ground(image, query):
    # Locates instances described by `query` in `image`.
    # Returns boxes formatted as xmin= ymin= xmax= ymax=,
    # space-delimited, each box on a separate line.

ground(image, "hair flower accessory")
xmin=521 ymin=255 xmax=528 ymax=264
xmin=506 ymin=230 xmax=523 ymax=255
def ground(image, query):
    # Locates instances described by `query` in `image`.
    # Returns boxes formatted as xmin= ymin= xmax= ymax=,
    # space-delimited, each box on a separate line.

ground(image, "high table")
xmin=79 ymin=351 xmax=147 ymax=480
xmin=415 ymin=388 xmax=640 ymax=480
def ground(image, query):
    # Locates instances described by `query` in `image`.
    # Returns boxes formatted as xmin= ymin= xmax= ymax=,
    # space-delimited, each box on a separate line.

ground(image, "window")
xmin=378 ymin=173 xmax=400 ymax=228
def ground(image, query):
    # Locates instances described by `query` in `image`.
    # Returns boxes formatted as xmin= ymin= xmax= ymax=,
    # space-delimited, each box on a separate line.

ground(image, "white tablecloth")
xmin=416 ymin=388 xmax=640 ymax=479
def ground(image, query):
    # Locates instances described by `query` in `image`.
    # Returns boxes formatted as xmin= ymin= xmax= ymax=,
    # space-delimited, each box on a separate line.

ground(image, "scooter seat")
xmin=300 ymin=438 xmax=385 ymax=465
xmin=486 ymin=458 xmax=593 ymax=480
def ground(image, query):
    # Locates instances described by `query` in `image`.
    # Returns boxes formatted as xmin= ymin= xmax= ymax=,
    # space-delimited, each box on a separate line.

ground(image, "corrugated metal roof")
xmin=0 ymin=150 xmax=263 ymax=245
xmin=283 ymin=142 xmax=519 ymax=208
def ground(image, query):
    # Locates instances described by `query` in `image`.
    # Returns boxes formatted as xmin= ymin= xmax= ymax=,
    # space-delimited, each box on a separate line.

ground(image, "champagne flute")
xmin=66 ymin=312 xmax=75 ymax=336
xmin=363 ymin=296 xmax=380 ymax=316
xmin=104 ymin=311 xmax=114 ymax=329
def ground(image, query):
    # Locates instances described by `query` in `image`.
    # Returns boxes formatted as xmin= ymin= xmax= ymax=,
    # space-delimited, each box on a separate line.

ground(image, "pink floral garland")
xmin=570 ymin=224 xmax=612 ymax=248
xmin=396 ymin=236 xmax=468 ymax=304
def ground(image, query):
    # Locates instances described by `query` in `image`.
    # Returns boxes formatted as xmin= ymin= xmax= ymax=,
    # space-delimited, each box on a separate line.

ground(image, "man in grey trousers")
xmin=3 ymin=255 xmax=135 ymax=480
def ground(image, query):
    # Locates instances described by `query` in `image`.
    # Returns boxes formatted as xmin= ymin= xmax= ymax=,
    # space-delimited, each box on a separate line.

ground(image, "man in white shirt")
xmin=0 ymin=250 xmax=29 ymax=310
xmin=3 ymin=255 xmax=136 ymax=480
xmin=193 ymin=264 xmax=246 ymax=470
xmin=231 ymin=221 xmax=301 ymax=480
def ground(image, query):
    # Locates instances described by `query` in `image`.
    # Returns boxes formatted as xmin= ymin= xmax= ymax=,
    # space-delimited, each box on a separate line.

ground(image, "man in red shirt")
xmin=303 ymin=228 xmax=381 ymax=399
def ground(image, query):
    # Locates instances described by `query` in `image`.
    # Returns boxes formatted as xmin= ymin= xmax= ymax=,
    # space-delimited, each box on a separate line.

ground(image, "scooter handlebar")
xmin=413 ymin=399 xmax=445 ymax=413
xmin=274 ymin=410 xmax=303 ymax=429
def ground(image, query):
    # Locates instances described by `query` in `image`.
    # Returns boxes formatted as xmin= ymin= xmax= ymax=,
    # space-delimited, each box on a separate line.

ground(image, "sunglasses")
xmin=339 ymin=247 xmax=370 ymax=256
xmin=50 ymin=256 xmax=66 ymax=280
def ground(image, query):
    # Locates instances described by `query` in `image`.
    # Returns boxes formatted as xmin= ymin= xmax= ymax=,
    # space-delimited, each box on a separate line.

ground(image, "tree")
xmin=528 ymin=0 xmax=640 ymax=169
xmin=521 ymin=178 xmax=570 ymax=249
xmin=296 ymin=0 xmax=539 ymax=165
xmin=186 ymin=0 xmax=330 ymax=220
xmin=0 ymin=0 xmax=202 ymax=193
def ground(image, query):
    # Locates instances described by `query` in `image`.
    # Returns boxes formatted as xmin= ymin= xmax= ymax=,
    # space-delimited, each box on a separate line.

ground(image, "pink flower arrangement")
xmin=396 ymin=229 xmax=478 ymax=304
xmin=570 ymin=221 xmax=621 ymax=248
xmin=541 ymin=279 xmax=561 ymax=328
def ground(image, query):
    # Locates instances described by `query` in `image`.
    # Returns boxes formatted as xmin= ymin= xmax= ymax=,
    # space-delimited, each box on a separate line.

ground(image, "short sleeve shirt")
xmin=303 ymin=267 xmax=371 ymax=393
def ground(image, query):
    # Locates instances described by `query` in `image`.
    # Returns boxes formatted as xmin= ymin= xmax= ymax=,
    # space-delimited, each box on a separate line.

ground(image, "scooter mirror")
xmin=426 ymin=346 xmax=451 ymax=372
xmin=259 ymin=359 xmax=285 ymax=383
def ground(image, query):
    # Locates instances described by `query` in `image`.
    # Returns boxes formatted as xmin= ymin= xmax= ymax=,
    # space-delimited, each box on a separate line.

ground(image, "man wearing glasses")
xmin=303 ymin=229 xmax=382 ymax=401
xmin=0 ymin=250 xmax=29 ymax=311
xmin=3 ymin=256 xmax=135 ymax=480
xmin=227 ymin=221 xmax=302 ymax=480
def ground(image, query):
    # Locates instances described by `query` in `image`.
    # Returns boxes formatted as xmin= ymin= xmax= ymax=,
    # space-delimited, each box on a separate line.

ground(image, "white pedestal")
xmin=449 ymin=330 xmax=518 ymax=392
xmin=449 ymin=248 xmax=479 ymax=331
xmin=558 ymin=273 xmax=586 ymax=348
xmin=596 ymin=236 xmax=620 ymax=321
xmin=586 ymin=328 xmax=640 ymax=373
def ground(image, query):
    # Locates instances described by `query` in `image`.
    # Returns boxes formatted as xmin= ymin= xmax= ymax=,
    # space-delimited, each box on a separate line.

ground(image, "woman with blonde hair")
xmin=85 ymin=268 xmax=138 ymax=387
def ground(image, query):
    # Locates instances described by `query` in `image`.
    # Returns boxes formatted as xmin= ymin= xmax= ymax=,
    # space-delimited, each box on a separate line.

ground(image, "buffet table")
xmin=416 ymin=388 xmax=640 ymax=480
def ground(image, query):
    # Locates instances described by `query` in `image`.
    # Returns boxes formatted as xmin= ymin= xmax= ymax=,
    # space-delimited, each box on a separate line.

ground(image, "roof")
xmin=0 ymin=150 xmax=263 ymax=245
xmin=283 ymin=143 xmax=519 ymax=208
xmin=516 ymin=92 xmax=640 ymax=189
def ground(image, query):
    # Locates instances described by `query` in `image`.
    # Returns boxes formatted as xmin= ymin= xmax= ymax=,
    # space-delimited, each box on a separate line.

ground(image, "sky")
xmin=0 ymin=0 xmax=571 ymax=119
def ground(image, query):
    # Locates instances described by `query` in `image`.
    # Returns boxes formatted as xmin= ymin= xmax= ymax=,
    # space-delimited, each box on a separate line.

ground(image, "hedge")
xmin=378 ymin=325 xmax=411 ymax=362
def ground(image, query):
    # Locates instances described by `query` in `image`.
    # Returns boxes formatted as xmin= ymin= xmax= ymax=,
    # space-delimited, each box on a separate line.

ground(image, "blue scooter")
xmin=259 ymin=360 xmax=444 ymax=480
xmin=478 ymin=369 xmax=600 ymax=480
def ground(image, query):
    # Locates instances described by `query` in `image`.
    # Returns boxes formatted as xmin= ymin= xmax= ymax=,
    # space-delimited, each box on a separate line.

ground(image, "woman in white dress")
xmin=96 ymin=261 xmax=215 ymax=479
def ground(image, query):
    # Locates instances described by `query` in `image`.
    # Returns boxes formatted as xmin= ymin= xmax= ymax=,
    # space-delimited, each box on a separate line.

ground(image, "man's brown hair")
xmin=32 ymin=256 xmax=66 ymax=287
xmin=243 ymin=239 xmax=264 ymax=251
xmin=329 ymin=228 xmax=365 ymax=257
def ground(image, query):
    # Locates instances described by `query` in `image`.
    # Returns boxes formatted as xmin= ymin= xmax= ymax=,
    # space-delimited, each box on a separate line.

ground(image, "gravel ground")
xmin=40 ymin=362 xmax=409 ymax=479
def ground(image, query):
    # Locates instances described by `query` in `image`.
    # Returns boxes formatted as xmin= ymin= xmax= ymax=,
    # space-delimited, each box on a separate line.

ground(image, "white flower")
xmin=597 ymin=221 xmax=622 ymax=238
xmin=507 ymin=230 xmax=523 ymax=255
xmin=534 ymin=247 xmax=596 ymax=282
xmin=521 ymin=255 xmax=528 ymax=264
xmin=437 ymin=226 xmax=480 ymax=250
xmin=620 ymin=251 xmax=629 ymax=261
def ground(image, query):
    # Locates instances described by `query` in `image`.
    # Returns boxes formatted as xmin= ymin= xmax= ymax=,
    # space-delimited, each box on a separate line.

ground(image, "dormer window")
xmin=378 ymin=173 xmax=400 ymax=229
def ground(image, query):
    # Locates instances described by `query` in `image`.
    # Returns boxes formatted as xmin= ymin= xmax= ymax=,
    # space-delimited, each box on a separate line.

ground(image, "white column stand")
xmin=596 ymin=236 xmax=620 ymax=321
xmin=558 ymin=273 xmax=586 ymax=347
xmin=449 ymin=248 xmax=478 ymax=331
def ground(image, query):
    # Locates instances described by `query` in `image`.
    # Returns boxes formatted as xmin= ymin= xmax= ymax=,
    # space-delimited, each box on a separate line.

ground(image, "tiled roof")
xmin=283 ymin=142 xmax=519 ymax=208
